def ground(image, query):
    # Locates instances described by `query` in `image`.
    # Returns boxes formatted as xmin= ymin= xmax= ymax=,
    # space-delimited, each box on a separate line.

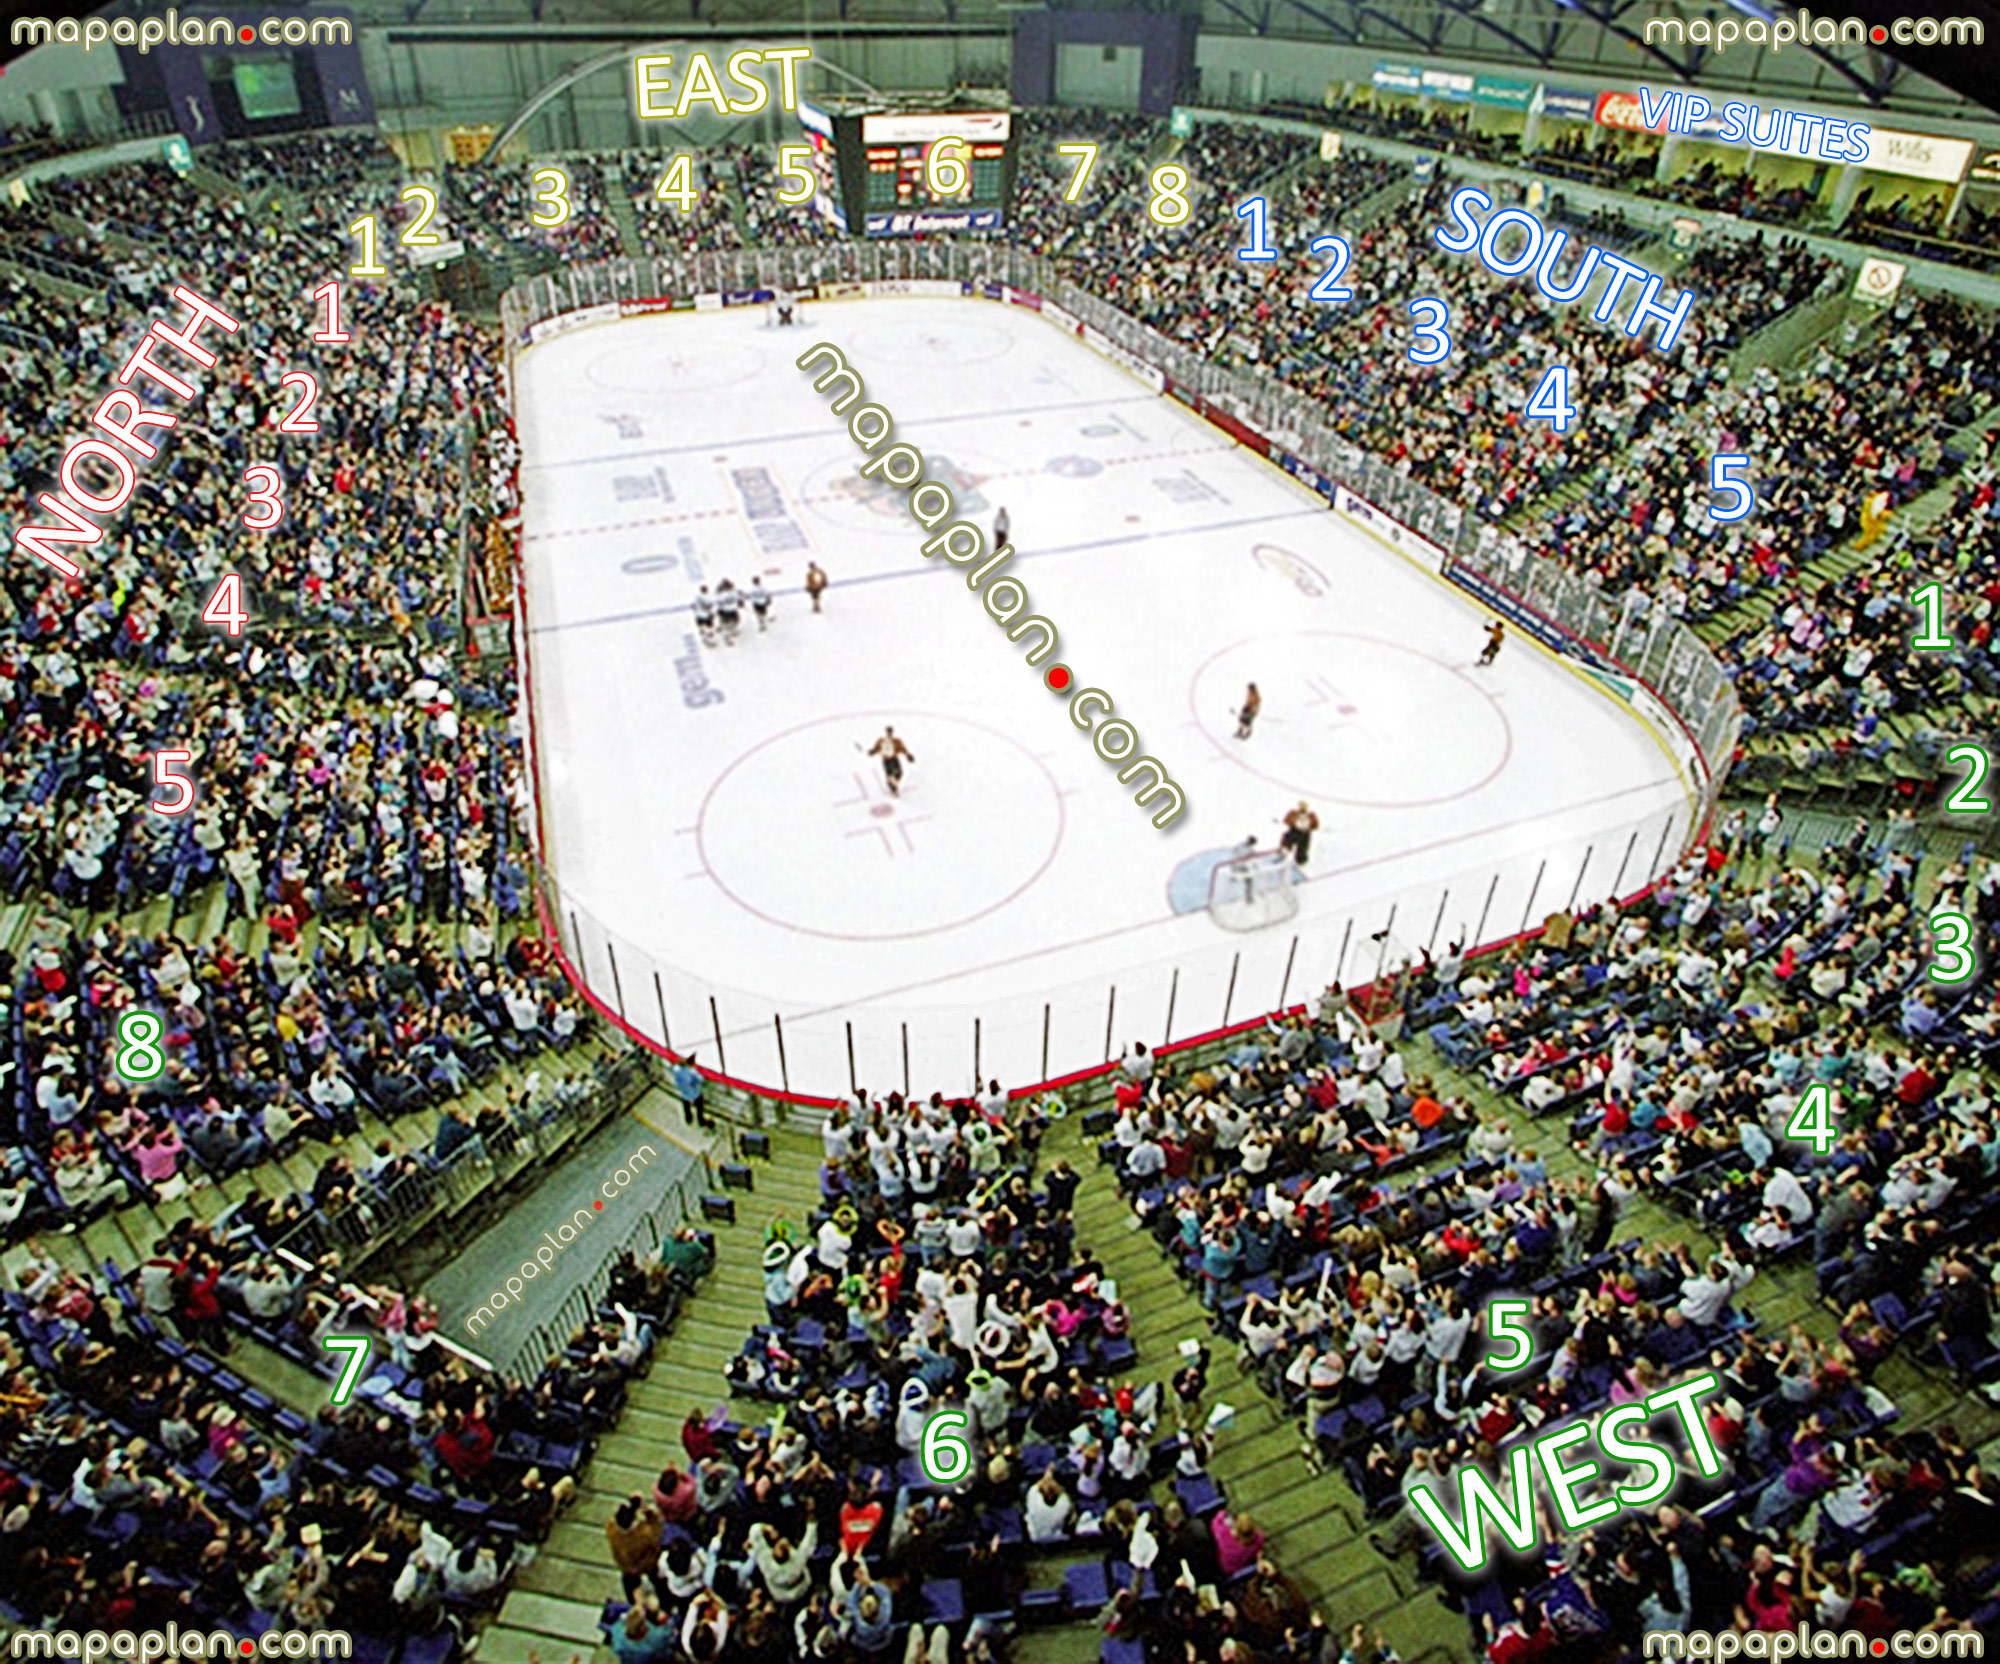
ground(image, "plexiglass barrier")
xmin=502 ymin=246 xmax=1738 ymax=1102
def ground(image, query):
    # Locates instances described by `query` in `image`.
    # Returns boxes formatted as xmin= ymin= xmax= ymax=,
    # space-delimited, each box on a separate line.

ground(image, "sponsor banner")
xmin=1853 ymin=256 xmax=1908 ymax=306
xmin=1446 ymin=560 xmax=1577 ymax=659
xmin=1336 ymin=488 xmax=1448 ymax=570
xmin=1202 ymin=402 xmax=1269 ymax=458
xmin=864 ymin=206 xmax=1005 ymax=235
xmin=618 ymin=297 xmax=679 ymax=316
xmin=1372 ymin=60 xmax=1422 ymax=93
xmin=1852 ymin=125 xmax=1973 ymax=183
xmin=1080 ymin=325 xmax=1167 ymax=392
xmin=694 ymin=293 xmax=724 ymax=312
xmin=1277 ymin=452 xmax=1337 ymax=502
xmin=864 ymin=278 xmax=964 ymax=298
xmin=797 ymin=101 xmax=835 ymax=139
xmin=1006 ymin=288 xmax=1043 ymax=311
xmin=1595 ymin=89 xmax=1661 ymax=132
xmin=1972 ymin=147 xmax=2000 ymax=184
xmin=1042 ymin=301 xmax=1082 ymax=335
xmin=983 ymin=282 xmax=1006 ymax=301
xmin=819 ymin=281 xmax=865 ymax=302
xmin=1540 ymin=85 xmax=1597 ymax=120
xmin=1474 ymin=76 xmax=1537 ymax=109
xmin=406 ymin=237 xmax=466 ymax=268
xmin=1445 ymin=560 xmax=1625 ymax=674
xmin=1421 ymin=67 xmax=1474 ymax=102
xmin=722 ymin=288 xmax=772 ymax=308
xmin=862 ymin=110 xmax=1011 ymax=144
xmin=527 ymin=302 xmax=619 ymax=344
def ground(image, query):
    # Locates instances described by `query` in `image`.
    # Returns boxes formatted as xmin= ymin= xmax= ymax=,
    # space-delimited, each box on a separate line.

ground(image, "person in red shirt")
xmin=681 ymin=1408 xmax=721 ymax=1464
xmin=1600 ymin=1098 xmax=1631 ymax=1141
xmin=838 ymin=1477 xmax=884 ymax=1557
xmin=1897 ymin=1057 xmax=1936 ymax=1107
xmin=179 ymin=1256 xmax=227 ymax=1351
xmin=1484 ymin=1599 xmax=1557 ymax=1664
xmin=436 ymin=1409 xmax=496 ymax=1486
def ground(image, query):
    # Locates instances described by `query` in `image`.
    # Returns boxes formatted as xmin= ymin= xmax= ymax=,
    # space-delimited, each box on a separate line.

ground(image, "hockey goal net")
xmin=1207 ymin=850 xmax=1301 ymax=931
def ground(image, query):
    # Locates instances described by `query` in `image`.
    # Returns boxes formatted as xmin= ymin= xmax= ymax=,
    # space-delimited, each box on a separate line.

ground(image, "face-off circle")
xmin=697 ymin=712 xmax=1064 ymax=940
xmin=583 ymin=337 xmax=765 ymax=396
xmin=1191 ymin=631 xmax=1512 ymax=807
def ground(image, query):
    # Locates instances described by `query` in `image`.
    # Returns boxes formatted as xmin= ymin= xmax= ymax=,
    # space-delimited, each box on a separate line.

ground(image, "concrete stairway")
xmin=478 ymin=1125 xmax=819 ymax=1664
xmin=600 ymin=160 xmax=644 ymax=261
xmin=1050 ymin=1114 xmax=1464 ymax=1664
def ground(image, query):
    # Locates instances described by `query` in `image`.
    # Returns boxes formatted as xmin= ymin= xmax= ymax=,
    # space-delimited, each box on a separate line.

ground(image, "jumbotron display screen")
xmin=858 ymin=110 xmax=1014 ymax=235
xmin=803 ymin=103 xmax=1019 ymax=236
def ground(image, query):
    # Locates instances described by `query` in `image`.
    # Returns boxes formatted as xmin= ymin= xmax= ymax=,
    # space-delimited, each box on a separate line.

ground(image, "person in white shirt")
xmin=1125 ymin=1137 xmax=1165 ymax=1183
xmin=944 ymin=1212 xmax=982 ymax=1259
xmin=1677 ymin=1249 xmax=1753 ymax=1326
xmin=1763 ymin=1166 xmax=1814 ymax=1226
xmin=816 ymin=1215 xmax=852 ymax=1274
xmin=1025 ymin=1471 xmax=1075 ymax=1542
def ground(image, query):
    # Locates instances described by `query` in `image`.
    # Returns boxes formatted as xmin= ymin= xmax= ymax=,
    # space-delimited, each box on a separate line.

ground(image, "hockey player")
xmin=868 ymin=726 xmax=915 ymax=798
xmin=1235 ymin=682 xmax=1262 ymax=740
xmin=1280 ymin=801 xmax=1320 ymax=865
xmin=715 ymin=579 xmax=742 ymax=644
xmin=993 ymin=505 xmax=1011 ymax=551
xmin=805 ymin=562 xmax=829 ymax=613
xmin=749 ymin=577 xmax=771 ymax=631
xmin=1479 ymin=620 xmax=1506 ymax=666
xmin=693 ymin=586 xmax=717 ymax=646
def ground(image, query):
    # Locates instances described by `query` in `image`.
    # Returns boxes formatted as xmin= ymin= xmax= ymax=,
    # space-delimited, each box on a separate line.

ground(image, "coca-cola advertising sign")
xmin=1594 ymin=89 xmax=1664 ymax=132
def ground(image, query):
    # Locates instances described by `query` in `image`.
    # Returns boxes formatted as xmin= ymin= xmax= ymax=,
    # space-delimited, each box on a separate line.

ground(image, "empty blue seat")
xmin=920 ymin=1580 xmax=964 ymax=1624
xmin=1064 ymin=1561 xmax=1110 ymax=1612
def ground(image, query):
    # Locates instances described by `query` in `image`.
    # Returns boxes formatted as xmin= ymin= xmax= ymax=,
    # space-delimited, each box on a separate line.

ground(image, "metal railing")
xmin=268 ymin=1049 xmax=651 ymax=1268
xmin=499 ymin=245 xmax=1741 ymax=1100
xmin=511 ymin=1160 xmax=707 ymax=1378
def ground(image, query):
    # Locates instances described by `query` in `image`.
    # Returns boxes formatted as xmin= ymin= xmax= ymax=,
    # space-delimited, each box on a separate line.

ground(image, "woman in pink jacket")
xmin=1212 ymin=1509 xmax=1265 ymax=1579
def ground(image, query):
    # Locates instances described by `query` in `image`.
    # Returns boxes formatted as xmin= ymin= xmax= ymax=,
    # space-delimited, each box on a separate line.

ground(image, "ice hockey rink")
xmin=514 ymin=295 xmax=1697 ymax=1098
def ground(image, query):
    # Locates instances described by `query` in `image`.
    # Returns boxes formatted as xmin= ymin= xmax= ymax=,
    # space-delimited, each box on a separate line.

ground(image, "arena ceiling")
xmin=105 ymin=0 xmax=2000 ymax=115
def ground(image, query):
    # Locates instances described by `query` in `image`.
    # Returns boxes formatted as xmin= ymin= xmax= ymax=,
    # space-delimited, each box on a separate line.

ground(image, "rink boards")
xmin=512 ymin=291 xmax=1696 ymax=1100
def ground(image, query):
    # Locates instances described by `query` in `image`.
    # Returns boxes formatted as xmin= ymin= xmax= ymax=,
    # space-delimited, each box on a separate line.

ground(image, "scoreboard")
xmin=799 ymin=103 xmax=1019 ymax=237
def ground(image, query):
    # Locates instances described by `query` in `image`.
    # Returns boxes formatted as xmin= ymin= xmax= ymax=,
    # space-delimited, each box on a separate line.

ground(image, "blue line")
xmin=520 ymin=392 xmax=1161 ymax=475
xmin=526 ymin=505 xmax=1330 ymax=638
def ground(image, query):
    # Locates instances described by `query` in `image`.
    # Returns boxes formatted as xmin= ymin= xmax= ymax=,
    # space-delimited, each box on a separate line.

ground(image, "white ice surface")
xmin=515 ymin=296 xmax=1694 ymax=1097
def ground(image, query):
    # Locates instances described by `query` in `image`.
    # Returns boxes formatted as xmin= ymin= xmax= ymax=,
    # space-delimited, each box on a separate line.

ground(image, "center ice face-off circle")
xmin=1191 ymin=632 xmax=1512 ymax=807
xmin=697 ymin=712 xmax=1064 ymax=940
